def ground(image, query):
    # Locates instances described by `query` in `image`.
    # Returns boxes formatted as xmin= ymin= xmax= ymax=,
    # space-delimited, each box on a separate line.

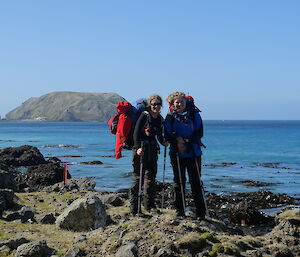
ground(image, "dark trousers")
xmin=129 ymin=145 xmax=158 ymax=213
xmin=170 ymin=156 xmax=206 ymax=217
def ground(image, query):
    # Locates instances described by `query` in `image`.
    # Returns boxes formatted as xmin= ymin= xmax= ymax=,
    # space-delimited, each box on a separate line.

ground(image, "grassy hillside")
xmin=5 ymin=92 xmax=124 ymax=122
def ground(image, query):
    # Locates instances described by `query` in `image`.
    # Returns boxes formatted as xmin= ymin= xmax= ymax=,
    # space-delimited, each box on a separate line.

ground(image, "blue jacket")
xmin=164 ymin=111 xmax=203 ymax=158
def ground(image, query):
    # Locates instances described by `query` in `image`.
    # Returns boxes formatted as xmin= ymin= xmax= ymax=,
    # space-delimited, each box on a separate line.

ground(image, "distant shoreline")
xmin=1 ymin=119 xmax=300 ymax=122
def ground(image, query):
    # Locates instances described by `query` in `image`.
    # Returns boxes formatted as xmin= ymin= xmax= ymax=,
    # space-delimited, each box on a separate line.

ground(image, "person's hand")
xmin=162 ymin=141 xmax=169 ymax=147
xmin=136 ymin=148 xmax=144 ymax=156
xmin=176 ymin=137 xmax=185 ymax=144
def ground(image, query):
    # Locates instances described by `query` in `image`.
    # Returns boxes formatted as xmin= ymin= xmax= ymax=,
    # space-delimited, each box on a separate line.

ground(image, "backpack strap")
xmin=142 ymin=110 xmax=151 ymax=127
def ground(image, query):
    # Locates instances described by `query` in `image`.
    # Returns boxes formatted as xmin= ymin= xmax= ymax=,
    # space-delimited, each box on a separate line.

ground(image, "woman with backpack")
xmin=129 ymin=94 xmax=168 ymax=215
xmin=164 ymin=91 xmax=207 ymax=219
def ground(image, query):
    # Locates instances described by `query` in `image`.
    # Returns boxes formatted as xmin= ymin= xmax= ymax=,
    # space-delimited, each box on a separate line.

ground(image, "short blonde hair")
xmin=147 ymin=95 xmax=163 ymax=106
xmin=167 ymin=91 xmax=186 ymax=106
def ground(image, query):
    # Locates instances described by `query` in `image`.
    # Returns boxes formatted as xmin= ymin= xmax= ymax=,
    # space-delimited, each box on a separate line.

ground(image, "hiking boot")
xmin=195 ymin=216 xmax=205 ymax=222
xmin=130 ymin=211 xmax=138 ymax=216
xmin=195 ymin=212 xmax=209 ymax=222
xmin=196 ymin=212 xmax=205 ymax=217
xmin=149 ymin=208 xmax=161 ymax=215
xmin=176 ymin=210 xmax=185 ymax=217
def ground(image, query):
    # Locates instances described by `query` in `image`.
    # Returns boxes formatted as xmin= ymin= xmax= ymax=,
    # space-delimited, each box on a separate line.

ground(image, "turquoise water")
xmin=0 ymin=121 xmax=299 ymax=196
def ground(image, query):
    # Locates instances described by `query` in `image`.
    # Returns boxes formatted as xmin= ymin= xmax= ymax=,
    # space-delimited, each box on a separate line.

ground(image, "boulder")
xmin=15 ymin=240 xmax=55 ymax=257
xmin=64 ymin=247 xmax=85 ymax=257
xmin=38 ymin=213 xmax=56 ymax=224
xmin=6 ymin=206 xmax=35 ymax=223
xmin=115 ymin=243 xmax=138 ymax=257
xmin=0 ymin=145 xmax=46 ymax=167
xmin=101 ymin=194 xmax=124 ymax=206
xmin=0 ymin=237 xmax=30 ymax=250
xmin=56 ymin=196 xmax=107 ymax=232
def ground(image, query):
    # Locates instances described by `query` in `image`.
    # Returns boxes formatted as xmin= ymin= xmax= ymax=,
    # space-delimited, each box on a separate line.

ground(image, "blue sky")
xmin=0 ymin=1 xmax=299 ymax=119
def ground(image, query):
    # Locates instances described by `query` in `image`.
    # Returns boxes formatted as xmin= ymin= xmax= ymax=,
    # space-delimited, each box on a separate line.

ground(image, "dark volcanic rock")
xmin=228 ymin=201 xmax=274 ymax=226
xmin=80 ymin=160 xmax=103 ymax=165
xmin=207 ymin=190 xmax=295 ymax=211
xmin=234 ymin=191 xmax=295 ymax=209
xmin=16 ymin=162 xmax=70 ymax=191
xmin=38 ymin=213 xmax=56 ymax=224
xmin=155 ymin=181 xmax=176 ymax=209
xmin=47 ymin=156 xmax=62 ymax=164
xmin=0 ymin=237 xmax=30 ymax=250
xmin=6 ymin=206 xmax=35 ymax=223
xmin=0 ymin=145 xmax=46 ymax=167
xmin=44 ymin=177 xmax=96 ymax=193
xmin=204 ymin=162 xmax=238 ymax=168
xmin=0 ymin=189 xmax=16 ymax=210
xmin=101 ymin=194 xmax=124 ymax=206
xmin=67 ymin=177 xmax=95 ymax=191
xmin=241 ymin=180 xmax=276 ymax=187
xmin=0 ymin=163 xmax=10 ymax=171
xmin=0 ymin=170 xmax=16 ymax=190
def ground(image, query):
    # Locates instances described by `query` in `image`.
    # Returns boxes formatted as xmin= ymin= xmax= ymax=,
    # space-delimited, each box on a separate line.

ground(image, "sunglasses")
xmin=150 ymin=103 xmax=162 ymax=107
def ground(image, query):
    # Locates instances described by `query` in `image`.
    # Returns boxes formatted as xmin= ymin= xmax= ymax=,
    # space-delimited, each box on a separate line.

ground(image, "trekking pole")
xmin=176 ymin=153 xmax=186 ymax=215
xmin=137 ymin=141 xmax=144 ymax=215
xmin=161 ymin=146 xmax=167 ymax=209
xmin=194 ymin=157 xmax=209 ymax=218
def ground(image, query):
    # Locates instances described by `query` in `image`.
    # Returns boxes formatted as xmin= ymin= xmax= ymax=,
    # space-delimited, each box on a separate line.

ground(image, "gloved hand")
xmin=136 ymin=148 xmax=144 ymax=156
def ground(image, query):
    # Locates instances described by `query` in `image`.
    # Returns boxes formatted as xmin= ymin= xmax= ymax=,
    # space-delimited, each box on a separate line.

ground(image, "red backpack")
xmin=107 ymin=101 xmax=135 ymax=159
xmin=108 ymin=113 xmax=120 ymax=135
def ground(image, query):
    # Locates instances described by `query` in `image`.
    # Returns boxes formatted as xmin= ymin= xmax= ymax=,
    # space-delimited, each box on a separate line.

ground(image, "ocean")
xmin=0 ymin=121 xmax=299 ymax=197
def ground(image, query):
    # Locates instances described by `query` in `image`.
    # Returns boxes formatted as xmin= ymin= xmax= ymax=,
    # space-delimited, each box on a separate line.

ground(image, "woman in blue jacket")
xmin=164 ymin=91 xmax=207 ymax=219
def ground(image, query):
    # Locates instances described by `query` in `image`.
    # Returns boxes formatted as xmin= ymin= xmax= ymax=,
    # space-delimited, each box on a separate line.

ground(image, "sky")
xmin=0 ymin=1 xmax=299 ymax=120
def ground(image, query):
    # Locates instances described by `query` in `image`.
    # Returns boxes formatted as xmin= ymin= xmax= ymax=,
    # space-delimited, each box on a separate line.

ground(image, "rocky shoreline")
xmin=0 ymin=145 xmax=299 ymax=256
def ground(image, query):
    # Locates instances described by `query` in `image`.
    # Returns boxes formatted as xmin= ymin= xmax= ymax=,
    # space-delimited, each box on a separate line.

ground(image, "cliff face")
xmin=5 ymin=92 xmax=124 ymax=122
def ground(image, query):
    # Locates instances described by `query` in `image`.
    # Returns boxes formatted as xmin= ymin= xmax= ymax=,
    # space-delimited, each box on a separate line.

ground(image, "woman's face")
xmin=173 ymin=97 xmax=186 ymax=113
xmin=150 ymin=99 xmax=162 ymax=114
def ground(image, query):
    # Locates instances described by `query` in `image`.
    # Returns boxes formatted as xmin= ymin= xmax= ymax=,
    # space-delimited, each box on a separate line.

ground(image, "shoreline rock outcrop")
xmin=0 ymin=145 xmax=46 ymax=167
